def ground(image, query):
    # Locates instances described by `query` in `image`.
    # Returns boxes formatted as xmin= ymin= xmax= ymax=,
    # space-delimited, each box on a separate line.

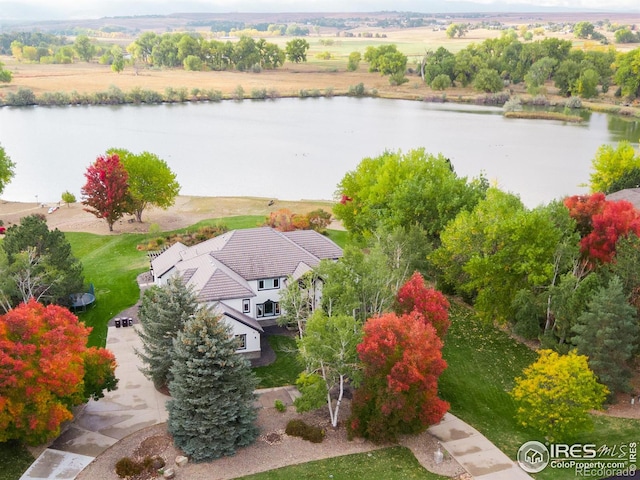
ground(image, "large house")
xmin=150 ymin=227 xmax=343 ymax=358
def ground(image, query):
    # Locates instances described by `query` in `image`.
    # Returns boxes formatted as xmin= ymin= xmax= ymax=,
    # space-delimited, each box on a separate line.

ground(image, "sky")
xmin=0 ymin=0 xmax=638 ymax=21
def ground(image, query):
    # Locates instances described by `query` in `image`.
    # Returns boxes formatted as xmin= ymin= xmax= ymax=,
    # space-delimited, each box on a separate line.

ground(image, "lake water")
xmin=1 ymin=97 xmax=639 ymax=208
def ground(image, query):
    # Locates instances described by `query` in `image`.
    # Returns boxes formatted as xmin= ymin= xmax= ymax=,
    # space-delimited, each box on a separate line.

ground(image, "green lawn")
xmin=254 ymin=335 xmax=303 ymax=388
xmin=439 ymin=303 xmax=640 ymax=480
xmin=0 ymin=441 xmax=34 ymax=480
xmin=237 ymin=446 xmax=450 ymax=480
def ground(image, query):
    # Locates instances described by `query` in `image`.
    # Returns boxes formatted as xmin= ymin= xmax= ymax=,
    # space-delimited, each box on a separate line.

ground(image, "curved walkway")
xmin=20 ymin=321 xmax=531 ymax=480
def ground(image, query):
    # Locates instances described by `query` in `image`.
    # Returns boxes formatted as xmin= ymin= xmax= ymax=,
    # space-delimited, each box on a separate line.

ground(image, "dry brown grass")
xmin=1 ymin=20 xmax=638 ymax=108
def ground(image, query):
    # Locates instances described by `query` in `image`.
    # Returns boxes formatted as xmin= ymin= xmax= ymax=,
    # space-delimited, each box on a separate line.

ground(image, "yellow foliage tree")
xmin=510 ymin=349 xmax=608 ymax=442
xmin=589 ymin=141 xmax=640 ymax=194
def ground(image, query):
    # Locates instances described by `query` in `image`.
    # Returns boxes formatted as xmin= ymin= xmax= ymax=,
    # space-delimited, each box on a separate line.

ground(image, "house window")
xmin=242 ymin=299 xmax=250 ymax=313
xmin=236 ymin=334 xmax=247 ymax=350
xmin=257 ymin=300 xmax=280 ymax=318
xmin=258 ymin=278 xmax=280 ymax=290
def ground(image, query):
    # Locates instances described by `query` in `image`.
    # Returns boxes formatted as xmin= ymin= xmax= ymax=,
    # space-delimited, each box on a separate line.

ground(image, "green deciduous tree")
xmin=334 ymin=148 xmax=487 ymax=243
xmin=285 ymin=38 xmax=309 ymax=63
xmin=473 ymin=68 xmax=504 ymax=93
xmin=107 ymin=148 xmax=180 ymax=223
xmin=589 ymin=141 xmax=640 ymax=194
xmin=0 ymin=299 xmax=117 ymax=445
xmin=74 ymin=35 xmax=95 ymax=62
xmin=81 ymin=153 xmax=130 ymax=231
xmin=432 ymin=189 xmax=562 ymax=323
xmin=317 ymin=243 xmax=402 ymax=322
xmin=0 ymin=143 xmax=16 ymax=195
xmin=364 ymin=44 xmax=407 ymax=77
xmin=510 ymin=349 xmax=608 ymax=442
xmin=347 ymin=51 xmax=361 ymax=71
xmin=614 ymin=48 xmax=640 ymax=100
xmin=572 ymin=277 xmax=639 ymax=394
xmin=167 ymin=308 xmax=259 ymax=461
xmin=277 ymin=273 xmax=318 ymax=336
xmin=524 ymin=56 xmax=557 ymax=94
xmin=136 ymin=277 xmax=199 ymax=389
xmin=574 ymin=21 xmax=596 ymax=39
xmin=1 ymin=214 xmax=84 ymax=308
xmin=446 ymin=23 xmax=468 ymax=38
xmin=61 ymin=190 xmax=76 ymax=206
xmin=0 ymin=61 xmax=12 ymax=83
xmin=295 ymin=311 xmax=361 ymax=427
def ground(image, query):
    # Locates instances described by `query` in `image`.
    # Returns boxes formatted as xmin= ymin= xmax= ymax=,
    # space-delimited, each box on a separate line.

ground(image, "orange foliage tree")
xmin=0 ymin=300 xmax=117 ymax=444
xmin=348 ymin=311 xmax=449 ymax=442
xmin=395 ymin=271 xmax=450 ymax=338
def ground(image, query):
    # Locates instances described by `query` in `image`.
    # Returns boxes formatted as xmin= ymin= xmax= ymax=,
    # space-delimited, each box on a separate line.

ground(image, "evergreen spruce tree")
xmin=167 ymin=308 xmax=259 ymax=461
xmin=573 ymin=276 xmax=639 ymax=393
xmin=136 ymin=277 xmax=198 ymax=388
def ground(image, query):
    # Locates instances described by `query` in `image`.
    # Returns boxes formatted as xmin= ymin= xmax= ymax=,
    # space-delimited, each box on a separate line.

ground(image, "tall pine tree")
xmin=573 ymin=276 xmax=639 ymax=393
xmin=167 ymin=308 xmax=258 ymax=461
xmin=136 ymin=277 xmax=198 ymax=388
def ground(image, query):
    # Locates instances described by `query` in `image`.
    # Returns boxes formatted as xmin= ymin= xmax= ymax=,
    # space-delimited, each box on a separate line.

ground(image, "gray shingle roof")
xmin=198 ymin=268 xmax=255 ymax=302
xmin=606 ymin=188 xmax=640 ymax=210
xmin=282 ymin=230 xmax=344 ymax=260
xmin=209 ymin=227 xmax=335 ymax=280
xmin=153 ymin=227 xmax=343 ymax=301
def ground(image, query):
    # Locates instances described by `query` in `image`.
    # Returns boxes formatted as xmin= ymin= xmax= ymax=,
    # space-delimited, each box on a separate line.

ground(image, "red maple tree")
xmin=348 ymin=311 xmax=449 ymax=442
xmin=564 ymin=193 xmax=607 ymax=238
xmin=395 ymin=271 xmax=450 ymax=338
xmin=580 ymin=199 xmax=640 ymax=265
xmin=0 ymin=300 xmax=117 ymax=444
xmin=81 ymin=153 xmax=129 ymax=231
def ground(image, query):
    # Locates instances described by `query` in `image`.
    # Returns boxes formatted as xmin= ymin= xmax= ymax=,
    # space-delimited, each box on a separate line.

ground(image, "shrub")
xmin=315 ymin=51 xmax=332 ymax=60
xmin=141 ymin=89 xmax=163 ymax=104
xmin=285 ymin=419 xmax=324 ymax=443
xmin=348 ymin=83 xmax=365 ymax=96
xmin=251 ymin=88 xmax=268 ymax=99
xmin=39 ymin=91 xmax=70 ymax=106
xmin=503 ymin=96 xmax=523 ymax=112
xmin=267 ymin=89 xmax=280 ymax=99
xmin=324 ymin=87 xmax=334 ymax=97
xmin=274 ymin=399 xmax=287 ymax=412
xmin=233 ymin=85 xmax=245 ymax=101
xmin=431 ymin=74 xmax=451 ymax=91
xmin=126 ymin=87 xmax=144 ymax=104
xmin=251 ymin=63 xmax=262 ymax=73
xmin=115 ymin=457 xmax=143 ymax=478
xmin=6 ymin=88 xmax=36 ymax=106
xmin=205 ymin=89 xmax=222 ymax=102
xmin=565 ymin=96 xmax=582 ymax=109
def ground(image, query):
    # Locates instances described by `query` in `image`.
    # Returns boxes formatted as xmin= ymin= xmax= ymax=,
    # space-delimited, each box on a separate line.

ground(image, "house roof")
xmin=606 ymin=188 xmax=640 ymax=210
xmin=282 ymin=230 xmax=344 ymax=260
xmin=208 ymin=227 xmax=341 ymax=280
xmin=151 ymin=242 xmax=187 ymax=278
xmin=214 ymin=303 xmax=264 ymax=333
xmin=152 ymin=227 xmax=343 ymax=301
xmin=170 ymin=253 xmax=255 ymax=302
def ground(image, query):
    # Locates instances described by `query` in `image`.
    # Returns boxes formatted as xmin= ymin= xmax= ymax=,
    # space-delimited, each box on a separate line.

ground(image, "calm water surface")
xmin=1 ymin=97 xmax=638 ymax=208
